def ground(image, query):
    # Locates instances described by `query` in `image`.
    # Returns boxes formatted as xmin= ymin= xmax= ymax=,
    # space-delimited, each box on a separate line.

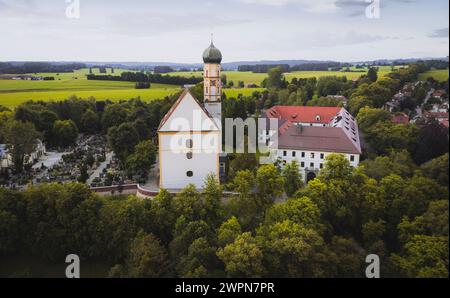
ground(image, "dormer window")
xmin=315 ymin=115 xmax=321 ymax=121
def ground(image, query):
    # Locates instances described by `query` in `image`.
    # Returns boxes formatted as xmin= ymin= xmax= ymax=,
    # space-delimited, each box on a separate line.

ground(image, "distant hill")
xmin=2 ymin=57 xmax=448 ymax=72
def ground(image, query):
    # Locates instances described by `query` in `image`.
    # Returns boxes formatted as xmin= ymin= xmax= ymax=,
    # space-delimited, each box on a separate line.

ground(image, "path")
xmin=87 ymin=152 xmax=113 ymax=185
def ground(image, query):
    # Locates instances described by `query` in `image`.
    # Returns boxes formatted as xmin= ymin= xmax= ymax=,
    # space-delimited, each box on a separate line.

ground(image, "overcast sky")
xmin=0 ymin=0 xmax=448 ymax=62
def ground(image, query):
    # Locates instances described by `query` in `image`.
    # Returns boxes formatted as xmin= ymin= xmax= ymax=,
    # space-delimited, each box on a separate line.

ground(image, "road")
xmin=415 ymin=88 xmax=434 ymax=118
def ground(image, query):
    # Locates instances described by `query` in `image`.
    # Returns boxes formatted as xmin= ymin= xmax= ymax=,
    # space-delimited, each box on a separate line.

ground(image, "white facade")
xmin=158 ymin=90 xmax=220 ymax=189
xmin=277 ymin=148 xmax=359 ymax=181
xmin=0 ymin=140 xmax=46 ymax=169
xmin=261 ymin=106 xmax=361 ymax=181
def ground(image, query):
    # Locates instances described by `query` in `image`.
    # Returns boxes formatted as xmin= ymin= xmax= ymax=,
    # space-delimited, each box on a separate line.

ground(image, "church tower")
xmin=202 ymin=41 xmax=222 ymax=149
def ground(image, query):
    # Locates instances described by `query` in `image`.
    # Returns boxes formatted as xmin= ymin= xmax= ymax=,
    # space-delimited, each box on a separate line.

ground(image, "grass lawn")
xmin=418 ymin=69 xmax=449 ymax=82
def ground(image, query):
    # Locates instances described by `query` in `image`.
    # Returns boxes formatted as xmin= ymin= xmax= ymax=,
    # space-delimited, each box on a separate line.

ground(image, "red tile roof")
xmin=278 ymin=125 xmax=361 ymax=154
xmin=264 ymin=106 xmax=341 ymax=124
xmin=424 ymin=111 xmax=449 ymax=119
xmin=392 ymin=113 xmax=410 ymax=124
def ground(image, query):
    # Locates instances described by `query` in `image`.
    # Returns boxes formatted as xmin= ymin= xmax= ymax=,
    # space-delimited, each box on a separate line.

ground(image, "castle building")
xmin=261 ymin=105 xmax=361 ymax=182
xmin=157 ymin=42 xmax=223 ymax=189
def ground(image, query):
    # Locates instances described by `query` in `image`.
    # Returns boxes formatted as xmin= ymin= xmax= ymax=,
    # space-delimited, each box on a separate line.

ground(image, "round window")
xmin=186 ymin=171 xmax=193 ymax=177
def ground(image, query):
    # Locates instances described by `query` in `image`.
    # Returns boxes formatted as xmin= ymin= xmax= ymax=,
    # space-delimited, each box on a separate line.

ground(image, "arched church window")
xmin=186 ymin=152 xmax=193 ymax=159
xmin=186 ymin=171 xmax=193 ymax=177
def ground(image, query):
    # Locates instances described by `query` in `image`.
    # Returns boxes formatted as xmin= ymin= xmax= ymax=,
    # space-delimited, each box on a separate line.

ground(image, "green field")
xmin=0 ymin=68 xmax=261 ymax=107
xmin=418 ymin=69 xmax=449 ymax=82
xmin=169 ymin=71 xmax=268 ymax=85
xmin=224 ymin=88 xmax=265 ymax=98
xmin=169 ymin=66 xmax=399 ymax=86
xmin=0 ymin=65 xmax=409 ymax=108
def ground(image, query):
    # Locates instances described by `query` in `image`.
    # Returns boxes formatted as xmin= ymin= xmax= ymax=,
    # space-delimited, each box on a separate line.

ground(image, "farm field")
xmin=169 ymin=66 xmax=400 ymax=86
xmin=0 ymin=68 xmax=262 ymax=107
xmin=418 ymin=69 xmax=449 ymax=82
xmin=224 ymin=88 xmax=265 ymax=98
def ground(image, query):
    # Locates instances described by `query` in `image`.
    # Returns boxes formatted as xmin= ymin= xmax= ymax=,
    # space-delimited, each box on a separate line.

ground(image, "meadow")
xmin=0 ymin=65 xmax=417 ymax=108
xmin=169 ymin=66 xmax=401 ymax=86
xmin=0 ymin=68 xmax=262 ymax=108
xmin=418 ymin=69 xmax=449 ymax=82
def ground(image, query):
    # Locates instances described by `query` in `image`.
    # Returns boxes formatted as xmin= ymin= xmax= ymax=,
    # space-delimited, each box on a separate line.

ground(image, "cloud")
xmin=105 ymin=11 xmax=250 ymax=37
xmin=238 ymin=0 xmax=339 ymax=12
xmin=308 ymin=30 xmax=395 ymax=47
xmin=429 ymin=28 xmax=449 ymax=38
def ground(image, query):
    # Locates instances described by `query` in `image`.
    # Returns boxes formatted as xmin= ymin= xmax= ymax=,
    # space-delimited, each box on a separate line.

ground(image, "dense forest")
xmin=86 ymin=72 xmax=202 ymax=85
xmin=0 ymin=152 xmax=448 ymax=277
xmin=0 ymin=62 xmax=86 ymax=74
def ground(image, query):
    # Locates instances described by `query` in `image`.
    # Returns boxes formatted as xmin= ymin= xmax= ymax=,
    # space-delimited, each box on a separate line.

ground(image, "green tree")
xmin=178 ymin=237 xmax=218 ymax=277
xmin=257 ymin=220 xmax=328 ymax=277
xmin=356 ymin=107 xmax=391 ymax=132
xmin=52 ymin=119 xmax=78 ymax=147
xmin=256 ymin=164 xmax=284 ymax=210
xmin=202 ymin=174 xmax=223 ymax=227
xmin=264 ymin=196 xmax=322 ymax=231
xmin=420 ymin=153 xmax=449 ymax=186
xmin=81 ymin=109 xmax=100 ymax=135
xmin=391 ymin=235 xmax=448 ymax=278
xmin=229 ymin=170 xmax=255 ymax=197
xmin=126 ymin=140 xmax=157 ymax=177
xmin=266 ymin=66 xmax=284 ymax=89
xmin=101 ymin=104 xmax=128 ymax=132
xmin=217 ymin=216 xmax=242 ymax=247
xmin=3 ymin=120 xmax=41 ymax=173
xmin=367 ymin=67 xmax=378 ymax=82
xmin=217 ymin=232 xmax=265 ymax=277
xmin=107 ymin=122 xmax=140 ymax=164
xmin=124 ymin=231 xmax=169 ymax=278
xmin=282 ymin=160 xmax=303 ymax=197
xmin=413 ymin=120 xmax=449 ymax=165
xmin=360 ymin=150 xmax=417 ymax=180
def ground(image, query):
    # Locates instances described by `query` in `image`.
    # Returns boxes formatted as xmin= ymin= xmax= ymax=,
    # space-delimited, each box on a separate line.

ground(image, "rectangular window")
xmin=283 ymin=150 xmax=287 ymax=157
xmin=310 ymin=153 xmax=315 ymax=159
xmin=301 ymin=162 xmax=305 ymax=168
xmin=320 ymin=163 xmax=323 ymax=169
xmin=350 ymin=155 xmax=355 ymax=162
xmin=292 ymin=151 xmax=296 ymax=157
xmin=310 ymin=162 xmax=314 ymax=168
xmin=301 ymin=152 xmax=305 ymax=158
xmin=320 ymin=153 xmax=324 ymax=159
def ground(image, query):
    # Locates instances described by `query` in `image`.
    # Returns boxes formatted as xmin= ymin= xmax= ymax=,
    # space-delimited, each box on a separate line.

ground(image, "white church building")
xmin=157 ymin=42 xmax=223 ymax=189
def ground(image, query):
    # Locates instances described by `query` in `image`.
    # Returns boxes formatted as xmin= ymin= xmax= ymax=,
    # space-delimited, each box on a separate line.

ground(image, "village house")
xmin=432 ymin=89 xmax=446 ymax=100
xmin=392 ymin=112 xmax=410 ymax=124
xmin=0 ymin=140 xmax=46 ymax=170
